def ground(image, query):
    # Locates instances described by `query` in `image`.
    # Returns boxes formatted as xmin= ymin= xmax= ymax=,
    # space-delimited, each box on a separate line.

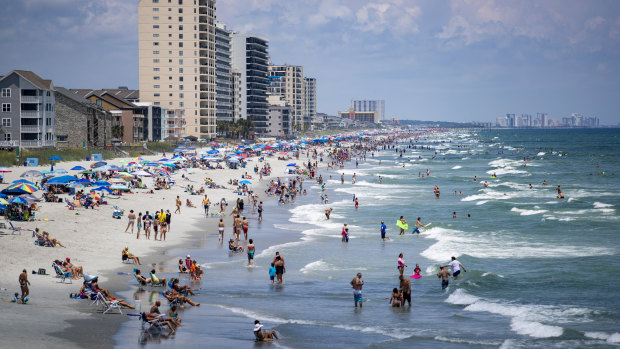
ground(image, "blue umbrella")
xmin=77 ymin=178 xmax=92 ymax=184
xmin=158 ymin=158 xmax=170 ymax=162
xmin=286 ymin=163 xmax=297 ymax=167
xmin=110 ymin=184 xmax=129 ymax=190
xmin=108 ymin=165 xmax=122 ymax=171
xmin=0 ymin=193 xmax=8 ymax=199
xmin=239 ymin=180 xmax=252 ymax=185
xmin=9 ymin=197 xmax=28 ymax=204
xmin=0 ymin=204 xmax=7 ymax=210
xmin=47 ymin=175 xmax=79 ymax=185
xmin=11 ymin=179 xmax=36 ymax=185
xmin=94 ymin=181 xmax=111 ymax=186
xmin=48 ymin=156 xmax=62 ymax=161
xmin=71 ymin=166 xmax=86 ymax=171
xmin=91 ymin=186 xmax=113 ymax=193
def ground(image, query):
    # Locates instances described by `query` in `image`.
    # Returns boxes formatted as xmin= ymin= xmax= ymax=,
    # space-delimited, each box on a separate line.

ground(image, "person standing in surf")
xmin=437 ymin=266 xmax=451 ymax=289
xmin=444 ymin=256 xmax=467 ymax=279
xmin=380 ymin=221 xmax=390 ymax=241
xmin=350 ymin=273 xmax=364 ymax=308
xmin=412 ymin=217 xmax=426 ymax=234
xmin=397 ymin=253 xmax=407 ymax=276
xmin=398 ymin=216 xmax=407 ymax=235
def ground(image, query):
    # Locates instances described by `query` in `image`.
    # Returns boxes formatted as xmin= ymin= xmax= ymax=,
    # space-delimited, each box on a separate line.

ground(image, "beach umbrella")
xmin=228 ymin=158 xmax=240 ymax=163
xmin=109 ymin=178 xmax=127 ymax=184
xmin=6 ymin=183 xmax=39 ymax=193
xmin=0 ymin=167 xmax=11 ymax=173
xmin=71 ymin=166 xmax=86 ymax=171
xmin=11 ymin=179 xmax=36 ymax=185
xmin=46 ymin=175 xmax=78 ymax=185
xmin=41 ymin=170 xmax=52 ymax=175
xmin=0 ymin=193 xmax=7 ymax=199
xmin=20 ymin=170 xmax=42 ymax=178
xmin=91 ymin=186 xmax=113 ymax=193
xmin=110 ymin=184 xmax=129 ymax=190
xmin=94 ymin=181 xmax=111 ymax=186
xmin=9 ymin=197 xmax=29 ymax=204
xmin=90 ymin=161 xmax=107 ymax=168
xmin=19 ymin=194 xmax=40 ymax=202
xmin=158 ymin=158 xmax=170 ymax=162
xmin=0 ymin=204 xmax=7 ymax=210
xmin=286 ymin=163 xmax=296 ymax=167
xmin=133 ymin=170 xmax=152 ymax=177
xmin=107 ymin=165 xmax=123 ymax=171
xmin=0 ymin=198 xmax=9 ymax=205
xmin=53 ymin=168 xmax=68 ymax=174
xmin=239 ymin=180 xmax=252 ymax=185
xmin=92 ymin=166 xmax=110 ymax=172
xmin=77 ymin=178 xmax=92 ymax=184
xmin=49 ymin=156 xmax=62 ymax=161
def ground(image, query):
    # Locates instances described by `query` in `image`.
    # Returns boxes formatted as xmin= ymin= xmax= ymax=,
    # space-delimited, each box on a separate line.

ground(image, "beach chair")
xmin=149 ymin=273 xmax=165 ymax=287
xmin=139 ymin=313 xmax=166 ymax=333
xmin=8 ymin=222 xmax=31 ymax=236
xmin=122 ymin=252 xmax=134 ymax=264
xmin=91 ymin=292 xmax=122 ymax=314
xmin=52 ymin=263 xmax=73 ymax=284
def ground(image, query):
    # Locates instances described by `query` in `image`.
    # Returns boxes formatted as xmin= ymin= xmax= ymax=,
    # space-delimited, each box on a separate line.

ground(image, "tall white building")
xmin=268 ymin=64 xmax=304 ymax=130
xmin=215 ymin=22 xmax=233 ymax=122
xmin=138 ymin=0 xmax=216 ymax=139
xmin=351 ymin=99 xmax=385 ymax=121
xmin=231 ymin=34 xmax=269 ymax=134
xmin=303 ymin=77 xmax=316 ymax=126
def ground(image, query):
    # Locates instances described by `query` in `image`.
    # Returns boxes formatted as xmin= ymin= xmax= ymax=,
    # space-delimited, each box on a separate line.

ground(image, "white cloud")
xmin=307 ymin=0 xmax=352 ymax=27
xmin=355 ymin=3 xmax=421 ymax=34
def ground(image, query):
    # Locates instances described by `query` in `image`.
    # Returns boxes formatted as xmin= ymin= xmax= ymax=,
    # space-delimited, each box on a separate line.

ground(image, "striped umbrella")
xmin=6 ymin=183 xmax=39 ymax=193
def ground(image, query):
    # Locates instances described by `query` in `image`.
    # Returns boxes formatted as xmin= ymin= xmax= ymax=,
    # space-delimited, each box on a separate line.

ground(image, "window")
xmin=2 ymin=118 xmax=10 ymax=126
xmin=154 ymin=102 xmax=160 ymax=105
xmin=153 ymin=50 xmax=159 ymax=54
xmin=179 ymin=50 xmax=183 ymax=56
xmin=153 ymin=25 xmax=159 ymax=29
xmin=153 ymin=42 xmax=159 ymax=46
xmin=178 ymin=0 xmax=182 ymax=4
xmin=153 ymin=67 xmax=160 ymax=71
xmin=3 ymin=133 xmax=11 ymax=141
xmin=169 ymin=93 xmax=173 ymax=97
xmin=180 ymin=102 xmax=184 ymax=107
xmin=179 ymin=68 xmax=183 ymax=73
xmin=152 ymin=0 xmax=159 ymax=2
xmin=153 ymin=7 xmax=159 ymax=11
xmin=2 ymin=103 xmax=10 ymax=112
xmin=179 ymin=85 xmax=184 ymax=90
xmin=153 ymin=33 xmax=159 ymax=37
xmin=179 ymin=25 xmax=183 ymax=30
xmin=154 ymin=76 xmax=160 ymax=80
xmin=179 ymin=33 xmax=183 ymax=39
xmin=154 ymin=93 xmax=160 ymax=97
xmin=180 ymin=59 xmax=184 ymax=64
xmin=179 ymin=93 xmax=184 ymax=98
xmin=179 ymin=77 xmax=183 ymax=82
xmin=154 ymin=85 xmax=160 ymax=88
xmin=178 ymin=8 xmax=183 ymax=13
xmin=179 ymin=42 xmax=183 ymax=47
xmin=153 ymin=58 xmax=160 ymax=63
xmin=1 ymin=88 xmax=10 ymax=97
xmin=153 ymin=16 xmax=159 ymax=20
xmin=178 ymin=16 xmax=183 ymax=22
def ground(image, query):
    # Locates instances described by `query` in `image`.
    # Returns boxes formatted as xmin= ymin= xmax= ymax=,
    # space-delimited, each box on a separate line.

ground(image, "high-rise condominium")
xmin=303 ymin=77 xmax=316 ymax=125
xmin=215 ymin=22 xmax=233 ymax=122
xmin=138 ymin=0 xmax=216 ymax=139
xmin=231 ymin=34 xmax=269 ymax=134
xmin=268 ymin=65 xmax=304 ymax=130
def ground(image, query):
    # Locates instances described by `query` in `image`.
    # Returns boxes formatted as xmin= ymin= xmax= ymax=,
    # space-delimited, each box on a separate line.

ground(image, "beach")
xmin=1 ymin=129 xmax=619 ymax=349
xmin=0 ymin=147 xmax=305 ymax=349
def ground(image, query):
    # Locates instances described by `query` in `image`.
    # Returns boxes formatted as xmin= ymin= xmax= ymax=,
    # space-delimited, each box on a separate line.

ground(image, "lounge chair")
xmin=8 ymin=222 xmax=32 ymax=236
xmin=52 ymin=263 xmax=73 ymax=284
xmin=91 ymin=292 xmax=122 ymax=314
xmin=149 ymin=273 xmax=165 ymax=287
xmin=122 ymin=252 xmax=135 ymax=264
xmin=134 ymin=273 xmax=148 ymax=287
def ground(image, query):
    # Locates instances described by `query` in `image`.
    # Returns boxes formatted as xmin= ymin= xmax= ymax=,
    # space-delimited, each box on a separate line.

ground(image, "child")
xmin=269 ymin=263 xmax=276 ymax=285
xmin=414 ymin=264 xmax=421 ymax=276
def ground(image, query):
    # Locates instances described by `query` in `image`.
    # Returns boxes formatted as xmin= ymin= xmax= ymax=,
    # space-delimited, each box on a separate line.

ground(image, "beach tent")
xmin=46 ymin=175 xmax=78 ymax=185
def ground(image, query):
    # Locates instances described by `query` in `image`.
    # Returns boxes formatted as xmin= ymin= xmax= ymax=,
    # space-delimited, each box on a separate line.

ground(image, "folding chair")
xmin=52 ymin=263 xmax=73 ymax=284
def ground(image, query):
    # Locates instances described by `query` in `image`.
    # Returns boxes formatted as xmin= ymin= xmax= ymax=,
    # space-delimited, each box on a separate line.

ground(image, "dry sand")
xmin=0 ymin=148 xmax=307 ymax=348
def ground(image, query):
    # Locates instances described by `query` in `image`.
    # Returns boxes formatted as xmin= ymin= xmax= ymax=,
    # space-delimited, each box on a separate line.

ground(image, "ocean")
xmin=115 ymin=128 xmax=620 ymax=348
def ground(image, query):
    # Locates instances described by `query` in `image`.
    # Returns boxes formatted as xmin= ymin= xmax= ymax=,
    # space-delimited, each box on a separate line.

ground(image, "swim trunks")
xmin=275 ymin=265 xmax=284 ymax=274
xmin=248 ymin=251 xmax=254 ymax=260
xmin=353 ymin=289 xmax=363 ymax=302
xmin=442 ymin=279 xmax=449 ymax=289
xmin=453 ymin=270 xmax=460 ymax=278
xmin=402 ymin=292 xmax=411 ymax=303
xmin=381 ymin=232 xmax=386 ymax=239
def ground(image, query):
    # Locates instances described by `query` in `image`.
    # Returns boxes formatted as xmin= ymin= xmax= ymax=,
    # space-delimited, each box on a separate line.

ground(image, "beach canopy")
xmin=70 ymin=166 xmax=86 ymax=171
xmin=20 ymin=170 xmax=43 ymax=178
xmin=11 ymin=179 xmax=36 ymax=185
xmin=77 ymin=178 xmax=92 ymax=184
xmin=9 ymin=197 xmax=29 ymax=204
xmin=47 ymin=175 xmax=78 ymax=185
xmin=48 ymin=156 xmax=62 ymax=161
xmin=239 ymin=180 xmax=252 ymax=185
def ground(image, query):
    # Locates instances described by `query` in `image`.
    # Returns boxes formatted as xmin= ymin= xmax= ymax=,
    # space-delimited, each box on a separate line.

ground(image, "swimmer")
xmin=529 ymin=184 xmax=533 ymax=189
xmin=399 ymin=216 xmax=407 ymax=235
xmin=412 ymin=217 xmax=426 ymax=234
xmin=453 ymin=212 xmax=456 ymax=219
xmin=542 ymin=180 xmax=548 ymax=185
xmin=397 ymin=253 xmax=407 ymax=276
xmin=247 ymin=239 xmax=255 ymax=265
xmin=325 ymin=208 xmax=333 ymax=220
xmin=380 ymin=221 xmax=390 ymax=241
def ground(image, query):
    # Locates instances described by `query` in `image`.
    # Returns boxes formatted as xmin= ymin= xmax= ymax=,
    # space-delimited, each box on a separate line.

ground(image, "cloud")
xmin=307 ymin=0 xmax=352 ymax=26
xmin=355 ymin=3 xmax=421 ymax=34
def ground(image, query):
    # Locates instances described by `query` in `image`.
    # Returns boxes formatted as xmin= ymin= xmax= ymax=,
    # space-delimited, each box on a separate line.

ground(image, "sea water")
xmin=115 ymin=128 xmax=620 ymax=348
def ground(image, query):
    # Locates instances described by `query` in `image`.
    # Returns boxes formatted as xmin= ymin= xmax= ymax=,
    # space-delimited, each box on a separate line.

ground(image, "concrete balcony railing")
xmin=21 ymin=125 xmax=42 ymax=133
xmin=20 ymin=111 xmax=41 ymax=118
xmin=21 ymin=96 xmax=42 ymax=103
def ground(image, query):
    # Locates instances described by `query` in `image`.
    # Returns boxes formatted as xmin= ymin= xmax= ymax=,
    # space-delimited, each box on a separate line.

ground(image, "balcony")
xmin=20 ymin=111 xmax=41 ymax=118
xmin=21 ymin=125 xmax=42 ymax=133
xmin=20 ymin=140 xmax=55 ymax=148
xmin=21 ymin=96 xmax=42 ymax=103
xmin=0 ymin=140 xmax=20 ymax=147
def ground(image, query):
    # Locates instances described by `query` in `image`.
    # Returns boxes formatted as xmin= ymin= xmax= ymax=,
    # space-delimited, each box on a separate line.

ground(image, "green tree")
xmin=112 ymin=125 xmax=124 ymax=139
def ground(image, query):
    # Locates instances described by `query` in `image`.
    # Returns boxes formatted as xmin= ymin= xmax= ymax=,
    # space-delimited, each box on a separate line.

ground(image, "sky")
xmin=1 ymin=0 xmax=619 ymax=124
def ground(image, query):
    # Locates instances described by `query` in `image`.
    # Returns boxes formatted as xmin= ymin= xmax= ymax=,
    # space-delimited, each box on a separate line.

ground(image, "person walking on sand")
xmin=136 ymin=212 xmax=142 ymax=239
xmin=125 ymin=210 xmax=136 ymax=234
xmin=175 ymin=196 xmax=181 ymax=214
xmin=242 ymin=217 xmax=249 ymax=240
xmin=165 ymin=209 xmax=172 ymax=232
xmin=437 ymin=266 xmax=451 ymax=290
xmin=350 ymin=273 xmax=364 ymax=308
xmin=444 ymin=256 xmax=467 ymax=279
xmin=19 ymin=269 xmax=30 ymax=304
xmin=397 ymin=253 xmax=407 ymax=276
xmin=203 ymin=195 xmax=210 ymax=217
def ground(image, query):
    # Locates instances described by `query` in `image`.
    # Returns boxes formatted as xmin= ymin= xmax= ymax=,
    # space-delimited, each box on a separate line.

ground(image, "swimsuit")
xmin=275 ymin=265 xmax=284 ymax=274
xmin=247 ymin=251 xmax=254 ymax=260
xmin=353 ymin=289 xmax=363 ymax=302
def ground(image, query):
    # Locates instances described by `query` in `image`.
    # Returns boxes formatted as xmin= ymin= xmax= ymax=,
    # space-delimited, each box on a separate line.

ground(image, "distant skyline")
xmin=1 ymin=0 xmax=619 ymax=124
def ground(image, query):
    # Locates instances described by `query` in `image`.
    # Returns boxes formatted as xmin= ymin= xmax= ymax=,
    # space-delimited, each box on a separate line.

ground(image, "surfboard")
xmin=410 ymin=275 xmax=422 ymax=279
xmin=424 ymin=223 xmax=432 ymax=229
xmin=396 ymin=220 xmax=408 ymax=230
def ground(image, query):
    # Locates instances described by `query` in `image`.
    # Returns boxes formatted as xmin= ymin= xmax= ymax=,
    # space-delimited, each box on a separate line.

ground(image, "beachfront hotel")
xmin=303 ymin=77 xmax=317 ymax=128
xmin=351 ymin=99 xmax=385 ymax=121
xmin=231 ymin=34 xmax=270 ymax=134
xmin=215 ymin=22 xmax=234 ymax=123
xmin=138 ymin=0 xmax=217 ymax=140
xmin=268 ymin=64 xmax=304 ymax=130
